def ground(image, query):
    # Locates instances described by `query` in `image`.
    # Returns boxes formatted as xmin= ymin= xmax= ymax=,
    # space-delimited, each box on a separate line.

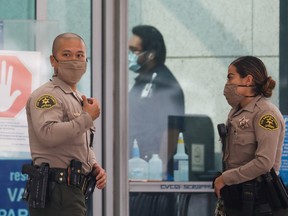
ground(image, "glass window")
xmin=0 ymin=0 xmax=35 ymax=20
xmin=0 ymin=2 xmax=35 ymax=215
xmin=0 ymin=1 xmax=93 ymax=214
xmin=0 ymin=0 xmax=35 ymax=52
xmin=127 ymin=1 xmax=280 ymax=216
xmin=47 ymin=0 xmax=92 ymax=96
xmin=128 ymin=0 xmax=280 ymax=182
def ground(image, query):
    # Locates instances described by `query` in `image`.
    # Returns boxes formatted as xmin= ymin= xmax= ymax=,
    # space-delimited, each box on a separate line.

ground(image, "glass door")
xmin=127 ymin=1 xmax=280 ymax=216
xmin=0 ymin=20 xmax=59 ymax=215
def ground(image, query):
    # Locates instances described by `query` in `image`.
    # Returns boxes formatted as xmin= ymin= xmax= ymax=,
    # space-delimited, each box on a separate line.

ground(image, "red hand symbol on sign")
xmin=0 ymin=56 xmax=32 ymax=118
xmin=0 ymin=61 xmax=22 ymax=112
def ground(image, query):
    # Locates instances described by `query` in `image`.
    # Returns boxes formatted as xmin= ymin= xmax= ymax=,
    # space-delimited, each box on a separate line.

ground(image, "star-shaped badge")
xmin=239 ymin=116 xmax=249 ymax=129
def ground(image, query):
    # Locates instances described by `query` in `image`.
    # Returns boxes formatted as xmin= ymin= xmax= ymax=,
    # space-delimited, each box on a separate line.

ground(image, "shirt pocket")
xmin=234 ymin=129 xmax=256 ymax=159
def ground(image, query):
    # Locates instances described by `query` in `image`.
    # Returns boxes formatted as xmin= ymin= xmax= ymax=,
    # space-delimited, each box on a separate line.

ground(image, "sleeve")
xmin=28 ymin=92 xmax=94 ymax=147
xmin=88 ymin=127 xmax=97 ymax=165
xmin=222 ymin=110 xmax=284 ymax=185
xmin=89 ymin=148 xmax=97 ymax=166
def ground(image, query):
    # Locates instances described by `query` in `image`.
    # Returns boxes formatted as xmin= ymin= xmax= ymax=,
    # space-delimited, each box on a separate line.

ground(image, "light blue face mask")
xmin=128 ymin=51 xmax=147 ymax=72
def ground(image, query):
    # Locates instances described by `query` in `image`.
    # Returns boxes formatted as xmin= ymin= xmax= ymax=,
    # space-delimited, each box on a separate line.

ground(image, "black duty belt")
xmin=22 ymin=163 xmax=97 ymax=202
xmin=48 ymin=168 xmax=88 ymax=193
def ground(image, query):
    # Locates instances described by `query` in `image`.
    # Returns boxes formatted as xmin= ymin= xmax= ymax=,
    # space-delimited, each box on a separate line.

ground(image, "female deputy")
xmin=214 ymin=56 xmax=288 ymax=215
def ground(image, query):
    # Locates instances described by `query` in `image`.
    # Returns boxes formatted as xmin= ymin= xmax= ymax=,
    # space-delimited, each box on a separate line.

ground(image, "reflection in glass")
xmin=128 ymin=25 xmax=185 ymax=181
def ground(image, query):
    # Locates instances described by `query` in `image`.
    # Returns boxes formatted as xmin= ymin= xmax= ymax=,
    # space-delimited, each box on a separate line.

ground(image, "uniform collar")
xmin=242 ymin=95 xmax=262 ymax=112
xmin=51 ymin=76 xmax=83 ymax=104
xmin=230 ymin=95 xmax=262 ymax=116
xmin=52 ymin=76 xmax=74 ymax=94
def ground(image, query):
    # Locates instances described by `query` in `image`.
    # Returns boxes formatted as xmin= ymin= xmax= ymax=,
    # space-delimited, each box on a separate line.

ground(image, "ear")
xmin=50 ymin=55 xmax=56 ymax=67
xmin=246 ymin=74 xmax=254 ymax=86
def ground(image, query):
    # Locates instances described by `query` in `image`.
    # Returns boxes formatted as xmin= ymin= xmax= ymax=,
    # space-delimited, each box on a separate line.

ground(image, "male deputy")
xmin=25 ymin=33 xmax=106 ymax=216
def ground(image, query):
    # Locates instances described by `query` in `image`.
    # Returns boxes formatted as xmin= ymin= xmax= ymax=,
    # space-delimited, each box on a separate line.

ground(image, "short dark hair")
xmin=230 ymin=56 xmax=275 ymax=97
xmin=52 ymin=32 xmax=85 ymax=56
xmin=132 ymin=25 xmax=166 ymax=64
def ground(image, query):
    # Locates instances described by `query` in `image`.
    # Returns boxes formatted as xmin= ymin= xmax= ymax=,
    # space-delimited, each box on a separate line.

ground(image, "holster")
xmin=68 ymin=159 xmax=97 ymax=199
xmin=22 ymin=163 xmax=49 ymax=208
xmin=261 ymin=169 xmax=288 ymax=210
xmin=83 ymin=172 xmax=97 ymax=200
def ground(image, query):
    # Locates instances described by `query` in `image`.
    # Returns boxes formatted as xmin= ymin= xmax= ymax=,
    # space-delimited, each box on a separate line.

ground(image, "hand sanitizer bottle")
xmin=148 ymin=154 xmax=163 ymax=181
xmin=173 ymin=132 xmax=189 ymax=181
xmin=128 ymin=139 xmax=148 ymax=180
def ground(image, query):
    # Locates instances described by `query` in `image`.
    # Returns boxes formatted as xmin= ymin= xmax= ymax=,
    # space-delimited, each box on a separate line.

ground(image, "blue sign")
xmin=0 ymin=159 xmax=31 ymax=216
xmin=280 ymin=116 xmax=288 ymax=187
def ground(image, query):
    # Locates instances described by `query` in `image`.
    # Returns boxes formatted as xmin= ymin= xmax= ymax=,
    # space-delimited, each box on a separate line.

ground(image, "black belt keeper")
xmin=49 ymin=168 xmax=68 ymax=184
xmin=70 ymin=159 xmax=82 ymax=187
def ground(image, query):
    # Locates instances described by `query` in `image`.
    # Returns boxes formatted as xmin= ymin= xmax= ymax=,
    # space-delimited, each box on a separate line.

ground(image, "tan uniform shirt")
xmin=222 ymin=95 xmax=285 ymax=185
xmin=26 ymin=77 xmax=97 ymax=174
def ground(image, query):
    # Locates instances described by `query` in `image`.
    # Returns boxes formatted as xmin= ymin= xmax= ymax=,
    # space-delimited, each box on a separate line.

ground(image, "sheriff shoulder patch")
xmin=259 ymin=114 xmax=278 ymax=130
xmin=35 ymin=94 xmax=57 ymax=109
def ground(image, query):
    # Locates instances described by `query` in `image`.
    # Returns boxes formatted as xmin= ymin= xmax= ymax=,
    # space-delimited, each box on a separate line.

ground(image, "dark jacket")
xmin=129 ymin=64 xmax=185 ymax=162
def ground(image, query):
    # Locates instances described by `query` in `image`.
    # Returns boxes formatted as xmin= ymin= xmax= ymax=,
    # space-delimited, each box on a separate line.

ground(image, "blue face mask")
xmin=128 ymin=51 xmax=147 ymax=72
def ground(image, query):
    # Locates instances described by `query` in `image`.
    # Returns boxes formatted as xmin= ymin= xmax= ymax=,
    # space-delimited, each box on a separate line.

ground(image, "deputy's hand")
xmin=214 ymin=175 xmax=226 ymax=198
xmin=82 ymin=95 xmax=100 ymax=120
xmin=92 ymin=163 xmax=107 ymax=189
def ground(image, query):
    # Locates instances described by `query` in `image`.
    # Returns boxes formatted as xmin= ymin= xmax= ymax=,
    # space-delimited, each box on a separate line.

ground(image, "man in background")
xmin=128 ymin=25 xmax=185 ymax=177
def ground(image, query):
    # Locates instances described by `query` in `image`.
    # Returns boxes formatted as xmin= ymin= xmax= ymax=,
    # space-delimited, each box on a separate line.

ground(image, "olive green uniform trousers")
xmin=29 ymin=183 xmax=87 ymax=216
